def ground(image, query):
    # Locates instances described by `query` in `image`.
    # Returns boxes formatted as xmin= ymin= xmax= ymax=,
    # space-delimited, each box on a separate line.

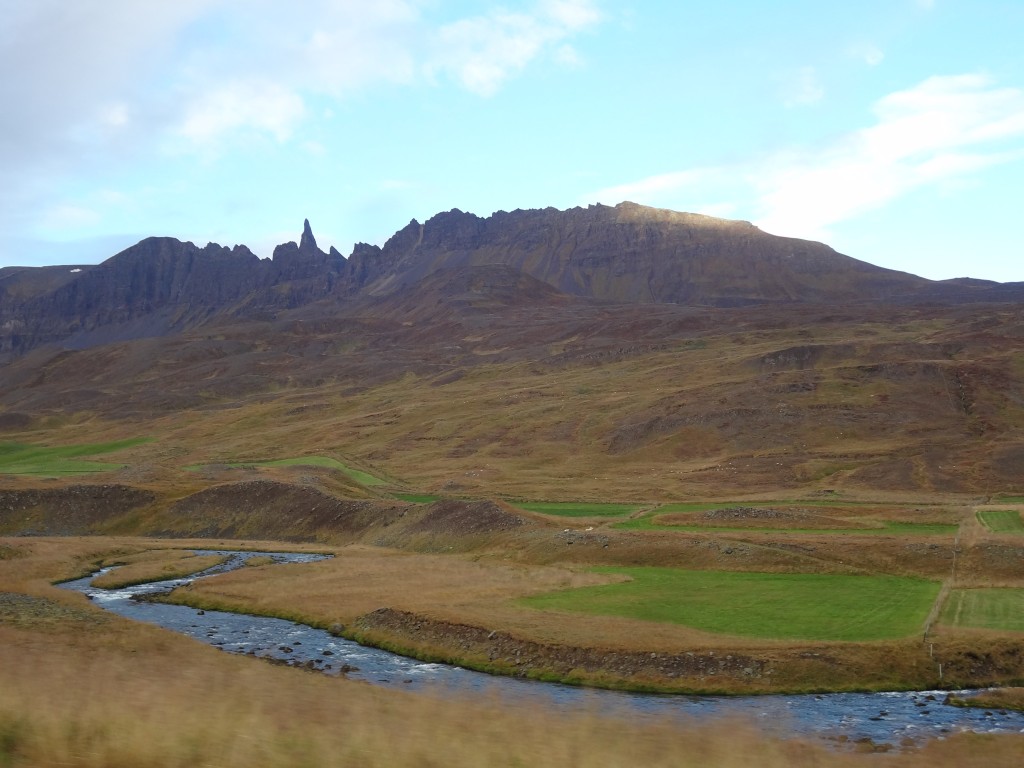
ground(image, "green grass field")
xmin=0 ymin=438 xmax=148 ymax=476
xmin=392 ymin=493 xmax=443 ymax=503
xmin=521 ymin=567 xmax=940 ymax=641
xmin=940 ymin=588 xmax=1024 ymax=632
xmin=977 ymin=510 xmax=1024 ymax=533
xmin=512 ymin=501 xmax=644 ymax=518
xmin=193 ymin=455 xmax=390 ymax=486
xmin=613 ymin=514 xmax=956 ymax=536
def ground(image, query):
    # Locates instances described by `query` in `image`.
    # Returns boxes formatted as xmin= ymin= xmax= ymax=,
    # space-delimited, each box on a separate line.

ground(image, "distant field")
xmin=512 ymin=501 xmax=644 ymax=518
xmin=393 ymin=493 xmax=443 ymax=503
xmin=193 ymin=456 xmax=389 ymax=486
xmin=522 ymin=567 xmax=940 ymax=641
xmin=614 ymin=514 xmax=956 ymax=536
xmin=977 ymin=510 xmax=1024 ymax=533
xmin=941 ymin=588 xmax=1024 ymax=632
xmin=0 ymin=438 xmax=148 ymax=476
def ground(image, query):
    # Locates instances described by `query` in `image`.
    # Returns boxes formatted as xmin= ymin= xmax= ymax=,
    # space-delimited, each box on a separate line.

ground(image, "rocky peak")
xmin=300 ymin=218 xmax=317 ymax=252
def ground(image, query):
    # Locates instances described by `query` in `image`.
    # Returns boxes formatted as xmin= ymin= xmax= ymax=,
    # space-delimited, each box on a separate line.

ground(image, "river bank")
xmin=58 ymin=547 xmax=1024 ymax=748
xmin=146 ymin=542 xmax=1024 ymax=697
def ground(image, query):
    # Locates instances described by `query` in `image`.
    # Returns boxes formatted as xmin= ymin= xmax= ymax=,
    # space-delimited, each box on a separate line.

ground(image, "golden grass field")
xmin=2 ymin=297 xmax=1024 ymax=763
xmin=3 ymin=537 xmax=1024 ymax=767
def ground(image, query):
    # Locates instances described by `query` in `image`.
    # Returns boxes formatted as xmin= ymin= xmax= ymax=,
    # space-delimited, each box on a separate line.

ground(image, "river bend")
xmin=60 ymin=549 xmax=1024 ymax=747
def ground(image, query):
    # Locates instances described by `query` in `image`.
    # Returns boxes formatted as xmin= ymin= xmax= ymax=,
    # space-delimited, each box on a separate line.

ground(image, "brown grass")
xmin=2 ymin=539 xmax=1024 ymax=767
xmin=88 ymin=549 xmax=228 ymax=589
xmin=8 ymin=303 xmax=1021 ymax=505
xmin=157 ymin=541 xmax=1024 ymax=694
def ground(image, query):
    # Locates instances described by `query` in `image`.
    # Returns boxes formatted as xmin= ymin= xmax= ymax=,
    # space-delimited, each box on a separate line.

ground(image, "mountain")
xmin=2 ymin=201 xmax=1024 ymax=500
xmin=0 ymin=219 xmax=342 ymax=360
xmin=6 ymin=202 xmax=1022 ymax=363
xmin=343 ymin=202 xmax=929 ymax=305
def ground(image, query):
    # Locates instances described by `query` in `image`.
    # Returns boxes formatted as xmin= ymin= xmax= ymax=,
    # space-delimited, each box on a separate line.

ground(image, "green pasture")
xmin=192 ymin=456 xmax=389 ymax=486
xmin=0 ymin=438 xmax=148 ymax=476
xmin=977 ymin=510 xmax=1024 ymax=533
xmin=614 ymin=513 xmax=956 ymax=536
xmin=512 ymin=501 xmax=644 ymax=518
xmin=656 ymin=500 xmax=930 ymax=512
xmin=521 ymin=567 xmax=940 ymax=641
xmin=940 ymin=588 xmax=1024 ymax=632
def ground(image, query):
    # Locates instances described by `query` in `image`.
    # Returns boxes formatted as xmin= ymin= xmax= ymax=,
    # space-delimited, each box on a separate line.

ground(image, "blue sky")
xmin=2 ymin=0 xmax=1023 ymax=282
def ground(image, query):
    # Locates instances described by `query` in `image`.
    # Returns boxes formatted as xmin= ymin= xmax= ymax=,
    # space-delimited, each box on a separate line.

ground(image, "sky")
xmin=2 ymin=0 xmax=1023 ymax=283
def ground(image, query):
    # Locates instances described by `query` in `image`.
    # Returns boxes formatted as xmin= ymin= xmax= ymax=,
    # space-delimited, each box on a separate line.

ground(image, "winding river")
xmin=60 ymin=550 xmax=1024 ymax=747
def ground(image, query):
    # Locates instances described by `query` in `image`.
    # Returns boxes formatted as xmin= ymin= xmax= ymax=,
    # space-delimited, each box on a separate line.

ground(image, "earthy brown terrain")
xmin=1 ymin=202 xmax=1024 ymax=703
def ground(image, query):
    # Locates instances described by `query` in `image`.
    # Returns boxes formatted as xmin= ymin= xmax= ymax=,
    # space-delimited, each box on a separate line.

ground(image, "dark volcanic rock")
xmin=3 ymin=203 xmax=1022 ymax=362
xmin=0 ymin=222 xmax=342 ymax=359
xmin=0 ymin=238 xmax=264 ymax=358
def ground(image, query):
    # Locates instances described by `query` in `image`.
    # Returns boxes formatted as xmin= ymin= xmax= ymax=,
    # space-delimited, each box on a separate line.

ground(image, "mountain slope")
xmin=343 ymin=202 xmax=930 ymax=305
xmin=9 ymin=201 xmax=1018 ymax=362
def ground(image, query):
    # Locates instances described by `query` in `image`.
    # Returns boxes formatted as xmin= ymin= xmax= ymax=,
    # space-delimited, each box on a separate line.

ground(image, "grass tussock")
xmin=89 ymin=550 xmax=229 ymax=589
xmin=1 ymin=626 xmax=1023 ymax=768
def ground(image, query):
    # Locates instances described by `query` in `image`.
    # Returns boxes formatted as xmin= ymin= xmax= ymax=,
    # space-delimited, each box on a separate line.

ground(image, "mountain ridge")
xmin=2 ymin=201 xmax=1022 ymax=361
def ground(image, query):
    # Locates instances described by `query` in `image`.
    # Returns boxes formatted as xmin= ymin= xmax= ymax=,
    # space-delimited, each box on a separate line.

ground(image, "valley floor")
xmin=3 ymin=536 xmax=1024 ymax=767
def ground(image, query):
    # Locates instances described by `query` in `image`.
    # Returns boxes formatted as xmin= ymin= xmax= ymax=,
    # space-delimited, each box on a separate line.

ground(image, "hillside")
xmin=1 ymin=202 xmax=1023 ymax=510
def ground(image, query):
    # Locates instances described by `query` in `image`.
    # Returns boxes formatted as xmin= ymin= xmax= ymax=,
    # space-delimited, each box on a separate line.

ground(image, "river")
xmin=59 ymin=549 xmax=1024 ymax=747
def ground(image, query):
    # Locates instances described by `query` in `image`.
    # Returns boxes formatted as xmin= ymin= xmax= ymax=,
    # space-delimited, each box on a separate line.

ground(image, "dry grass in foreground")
xmin=3 ymin=625 xmax=1024 ymax=768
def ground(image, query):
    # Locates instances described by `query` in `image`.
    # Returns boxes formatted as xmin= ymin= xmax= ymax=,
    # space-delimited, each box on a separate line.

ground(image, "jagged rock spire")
xmin=300 ymin=218 xmax=317 ymax=252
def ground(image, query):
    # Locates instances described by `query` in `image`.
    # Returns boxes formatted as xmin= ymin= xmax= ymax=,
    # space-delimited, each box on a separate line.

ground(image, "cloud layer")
xmin=0 ymin=0 xmax=602 ymax=240
xmin=592 ymin=74 xmax=1024 ymax=243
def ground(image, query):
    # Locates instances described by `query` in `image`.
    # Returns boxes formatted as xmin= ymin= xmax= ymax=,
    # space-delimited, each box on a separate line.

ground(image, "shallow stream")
xmin=60 ymin=550 xmax=1024 ymax=747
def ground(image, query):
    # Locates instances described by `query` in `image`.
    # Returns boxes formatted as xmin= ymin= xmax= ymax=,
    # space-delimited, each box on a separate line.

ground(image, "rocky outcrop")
xmin=3 ymin=203 xmax=1023 ymax=361
xmin=0 ymin=222 xmax=342 ymax=360
xmin=341 ymin=202 xmax=931 ymax=306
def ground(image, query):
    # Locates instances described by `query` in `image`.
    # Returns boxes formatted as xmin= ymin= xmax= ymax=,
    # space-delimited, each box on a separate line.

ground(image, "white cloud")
xmin=40 ymin=203 xmax=102 ymax=232
xmin=98 ymin=103 xmax=131 ymax=128
xmin=178 ymin=80 xmax=306 ymax=147
xmin=427 ymin=1 xmax=602 ymax=96
xmin=1 ymin=0 xmax=602 ymax=166
xmin=589 ymin=75 xmax=1024 ymax=242
xmin=850 ymin=43 xmax=884 ymax=67
xmin=592 ymin=169 xmax=715 ymax=204
xmin=783 ymin=66 xmax=825 ymax=107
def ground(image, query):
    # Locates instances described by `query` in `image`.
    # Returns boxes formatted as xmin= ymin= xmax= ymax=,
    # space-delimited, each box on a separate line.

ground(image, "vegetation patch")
xmin=940 ymin=588 xmax=1024 ymax=632
xmin=0 ymin=592 xmax=105 ymax=629
xmin=614 ymin=513 xmax=956 ymax=536
xmin=192 ymin=455 xmax=390 ymax=486
xmin=393 ymin=493 xmax=442 ymax=503
xmin=977 ymin=510 xmax=1024 ymax=533
xmin=90 ymin=551 xmax=230 ymax=590
xmin=512 ymin=501 xmax=644 ymax=518
xmin=521 ymin=567 xmax=940 ymax=642
xmin=0 ymin=438 xmax=148 ymax=476
xmin=0 ymin=545 xmax=24 ymax=561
